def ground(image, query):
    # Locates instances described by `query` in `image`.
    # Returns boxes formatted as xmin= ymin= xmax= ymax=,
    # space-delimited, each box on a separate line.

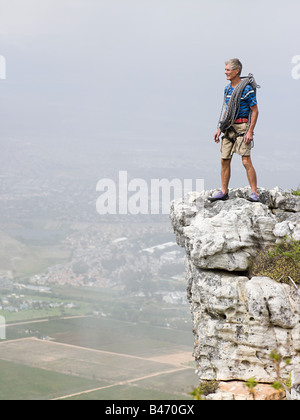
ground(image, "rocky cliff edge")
xmin=170 ymin=186 xmax=300 ymax=396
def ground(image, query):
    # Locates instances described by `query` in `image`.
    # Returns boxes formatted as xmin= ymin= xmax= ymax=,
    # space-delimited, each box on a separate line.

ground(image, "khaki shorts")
xmin=221 ymin=123 xmax=253 ymax=159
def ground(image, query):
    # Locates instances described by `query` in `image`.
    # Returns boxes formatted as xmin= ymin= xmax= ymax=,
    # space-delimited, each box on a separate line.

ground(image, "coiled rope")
xmin=217 ymin=73 xmax=260 ymax=156
xmin=218 ymin=73 xmax=260 ymax=133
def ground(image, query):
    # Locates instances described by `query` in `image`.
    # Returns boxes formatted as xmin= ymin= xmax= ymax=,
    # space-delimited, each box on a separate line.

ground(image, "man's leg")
xmin=208 ymin=139 xmax=232 ymax=202
xmin=242 ymin=155 xmax=257 ymax=194
xmin=221 ymin=157 xmax=232 ymax=194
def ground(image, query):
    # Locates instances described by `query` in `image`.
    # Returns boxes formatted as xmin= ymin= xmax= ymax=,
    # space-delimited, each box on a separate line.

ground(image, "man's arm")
xmin=244 ymin=104 xmax=259 ymax=143
xmin=214 ymin=109 xmax=226 ymax=143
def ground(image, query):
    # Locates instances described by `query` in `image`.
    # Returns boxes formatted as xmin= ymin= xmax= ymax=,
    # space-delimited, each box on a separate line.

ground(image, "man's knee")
xmin=242 ymin=156 xmax=253 ymax=170
xmin=221 ymin=157 xmax=231 ymax=168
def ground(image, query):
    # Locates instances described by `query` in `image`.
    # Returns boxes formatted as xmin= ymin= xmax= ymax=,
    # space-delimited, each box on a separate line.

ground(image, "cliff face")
xmin=170 ymin=187 xmax=300 ymax=386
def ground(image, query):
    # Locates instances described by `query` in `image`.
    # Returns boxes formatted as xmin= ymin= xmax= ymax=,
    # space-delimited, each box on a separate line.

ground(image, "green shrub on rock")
xmin=250 ymin=236 xmax=300 ymax=284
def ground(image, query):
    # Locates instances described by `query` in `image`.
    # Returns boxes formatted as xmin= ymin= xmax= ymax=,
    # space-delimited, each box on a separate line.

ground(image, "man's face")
xmin=225 ymin=65 xmax=239 ymax=81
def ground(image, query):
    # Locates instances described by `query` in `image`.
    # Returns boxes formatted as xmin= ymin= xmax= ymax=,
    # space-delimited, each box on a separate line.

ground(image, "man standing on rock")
xmin=209 ymin=58 xmax=260 ymax=203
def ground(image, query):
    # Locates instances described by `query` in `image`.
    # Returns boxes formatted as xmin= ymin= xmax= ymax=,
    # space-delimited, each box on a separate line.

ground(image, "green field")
xmin=0 ymin=316 xmax=197 ymax=400
xmin=0 ymin=359 xmax=104 ymax=400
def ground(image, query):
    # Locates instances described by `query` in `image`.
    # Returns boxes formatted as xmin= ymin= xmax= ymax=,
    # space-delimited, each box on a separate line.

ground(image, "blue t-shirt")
xmin=224 ymin=84 xmax=257 ymax=119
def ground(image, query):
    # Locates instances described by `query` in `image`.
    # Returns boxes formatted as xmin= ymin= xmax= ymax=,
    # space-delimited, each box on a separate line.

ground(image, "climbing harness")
xmin=218 ymin=73 xmax=260 ymax=156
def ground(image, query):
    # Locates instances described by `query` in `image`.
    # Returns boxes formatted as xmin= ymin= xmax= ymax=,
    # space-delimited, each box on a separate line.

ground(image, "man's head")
xmin=225 ymin=58 xmax=242 ymax=82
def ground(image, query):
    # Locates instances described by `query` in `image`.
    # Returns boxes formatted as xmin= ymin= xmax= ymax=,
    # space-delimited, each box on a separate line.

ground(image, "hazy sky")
xmin=0 ymin=0 xmax=299 ymax=190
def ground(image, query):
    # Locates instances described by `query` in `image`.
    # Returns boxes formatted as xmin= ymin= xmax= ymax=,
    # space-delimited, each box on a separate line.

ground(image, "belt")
xmin=234 ymin=118 xmax=248 ymax=124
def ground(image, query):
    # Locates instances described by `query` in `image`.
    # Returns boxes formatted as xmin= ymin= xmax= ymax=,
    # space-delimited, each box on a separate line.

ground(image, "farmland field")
xmin=0 ymin=316 xmax=198 ymax=400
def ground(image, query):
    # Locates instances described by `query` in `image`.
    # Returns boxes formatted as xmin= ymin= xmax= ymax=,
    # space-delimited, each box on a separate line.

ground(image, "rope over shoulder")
xmin=218 ymin=73 xmax=260 ymax=133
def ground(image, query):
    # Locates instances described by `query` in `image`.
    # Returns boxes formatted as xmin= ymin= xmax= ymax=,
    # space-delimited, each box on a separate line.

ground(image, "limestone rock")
xmin=171 ymin=186 xmax=300 ymax=272
xmin=188 ymin=263 xmax=300 ymax=383
xmin=171 ymin=187 xmax=300 ymax=392
xmin=206 ymin=381 xmax=285 ymax=400
xmin=171 ymin=189 xmax=278 ymax=272
xmin=291 ymin=371 xmax=300 ymax=400
xmin=273 ymin=213 xmax=300 ymax=241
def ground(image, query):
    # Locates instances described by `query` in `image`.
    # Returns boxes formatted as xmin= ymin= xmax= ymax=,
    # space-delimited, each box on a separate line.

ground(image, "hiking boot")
xmin=247 ymin=192 xmax=259 ymax=202
xmin=208 ymin=191 xmax=229 ymax=202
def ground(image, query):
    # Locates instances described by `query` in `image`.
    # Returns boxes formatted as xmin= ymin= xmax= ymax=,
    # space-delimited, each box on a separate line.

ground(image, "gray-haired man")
xmin=209 ymin=59 xmax=259 ymax=202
